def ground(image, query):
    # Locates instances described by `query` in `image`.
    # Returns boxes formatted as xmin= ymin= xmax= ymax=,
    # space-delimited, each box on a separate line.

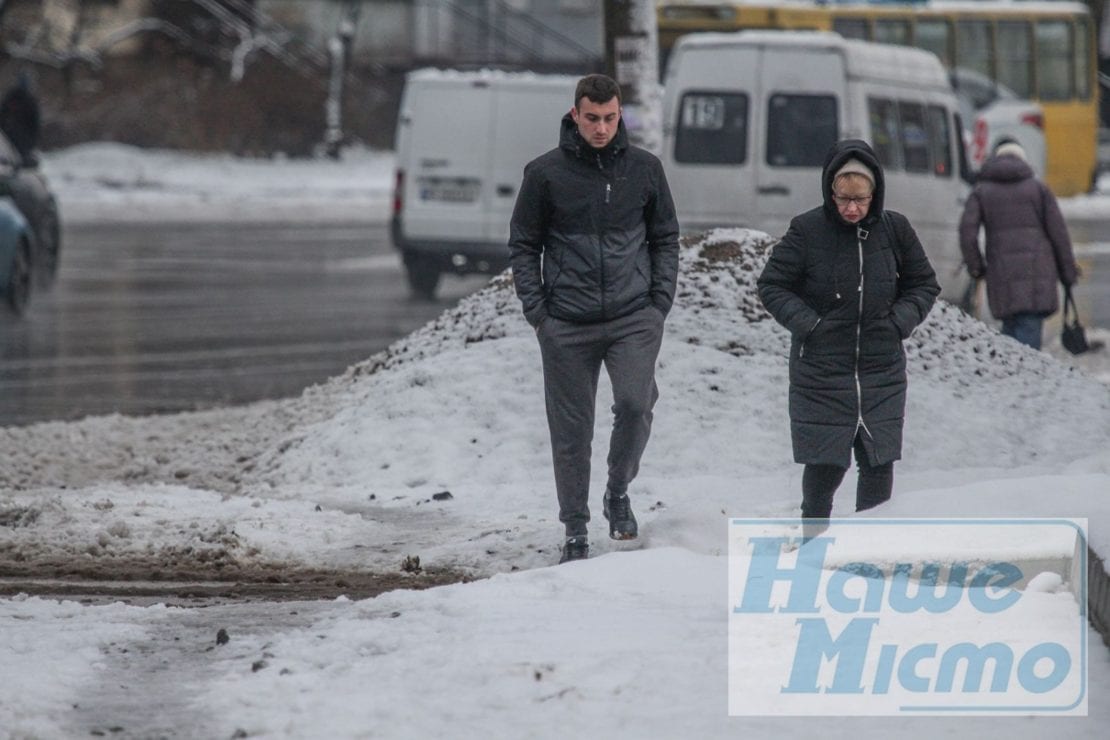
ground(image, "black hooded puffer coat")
xmin=508 ymin=113 xmax=680 ymax=327
xmin=757 ymin=140 xmax=941 ymax=468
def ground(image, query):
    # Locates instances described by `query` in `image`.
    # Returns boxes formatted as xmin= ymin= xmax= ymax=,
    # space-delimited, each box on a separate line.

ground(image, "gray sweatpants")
xmin=536 ymin=305 xmax=665 ymax=536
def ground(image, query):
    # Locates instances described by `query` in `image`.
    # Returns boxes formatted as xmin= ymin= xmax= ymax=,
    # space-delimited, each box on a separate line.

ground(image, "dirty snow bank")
xmin=3 ymin=229 xmax=1107 ymax=580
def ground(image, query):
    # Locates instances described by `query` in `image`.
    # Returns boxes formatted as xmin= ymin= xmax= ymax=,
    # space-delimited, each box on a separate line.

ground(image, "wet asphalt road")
xmin=0 ymin=221 xmax=488 ymax=427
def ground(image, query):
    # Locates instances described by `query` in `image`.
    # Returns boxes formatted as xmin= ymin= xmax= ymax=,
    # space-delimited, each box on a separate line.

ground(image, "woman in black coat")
xmin=757 ymin=140 xmax=940 ymax=523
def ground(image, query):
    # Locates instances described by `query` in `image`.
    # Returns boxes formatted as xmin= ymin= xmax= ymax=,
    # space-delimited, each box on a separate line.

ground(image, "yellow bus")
xmin=657 ymin=1 xmax=1099 ymax=196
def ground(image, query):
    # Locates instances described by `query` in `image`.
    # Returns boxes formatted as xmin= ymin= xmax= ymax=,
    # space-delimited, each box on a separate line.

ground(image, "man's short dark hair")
xmin=575 ymin=74 xmax=621 ymax=108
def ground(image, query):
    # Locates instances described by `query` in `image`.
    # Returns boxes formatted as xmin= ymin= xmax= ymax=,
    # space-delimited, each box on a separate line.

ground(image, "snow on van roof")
xmin=678 ymin=1 xmax=1091 ymax=14
xmin=406 ymin=68 xmax=578 ymax=85
xmin=675 ymin=30 xmax=949 ymax=89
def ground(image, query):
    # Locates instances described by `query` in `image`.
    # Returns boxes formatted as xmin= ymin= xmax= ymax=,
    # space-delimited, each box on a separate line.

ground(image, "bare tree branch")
xmin=2 ymin=0 xmax=330 ymax=88
xmin=3 ymin=17 xmax=202 ymax=70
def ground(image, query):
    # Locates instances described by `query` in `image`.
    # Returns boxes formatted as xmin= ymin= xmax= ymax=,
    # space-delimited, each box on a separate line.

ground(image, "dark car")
xmin=0 ymin=131 xmax=61 ymax=290
xmin=0 ymin=195 xmax=32 ymax=315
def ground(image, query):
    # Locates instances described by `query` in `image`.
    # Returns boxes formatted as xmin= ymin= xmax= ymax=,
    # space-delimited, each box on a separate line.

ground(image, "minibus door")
xmin=753 ymin=47 xmax=846 ymax=239
xmin=664 ymin=45 xmax=759 ymax=232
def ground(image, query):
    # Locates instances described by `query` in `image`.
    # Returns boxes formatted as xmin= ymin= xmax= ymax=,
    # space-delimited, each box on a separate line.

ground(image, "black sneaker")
xmin=559 ymin=535 xmax=589 ymax=564
xmin=603 ymin=491 xmax=638 ymax=540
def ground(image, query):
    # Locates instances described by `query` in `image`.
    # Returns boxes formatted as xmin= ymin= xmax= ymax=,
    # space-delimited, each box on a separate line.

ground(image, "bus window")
xmin=832 ymin=17 xmax=869 ymax=41
xmin=997 ymin=21 xmax=1033 ymax=98
xmin=915 ymin=19 xmax=952 ymax=67
xmin=868 ymin=97 xmax=902 ymax=171
xmin=955 ymin=20 xmax=993 ymax=80
xmin=766 ymin=94 xmax=837 ymax=167
xmin=674 ymin=92 xmax=748 ymax=164
xmin=1035 ymin=21 xmax=1073 ymax=101
xmin=875 ymin=19 xmax=911 ymax=47
xmin=926 ymin=105 xmax=953 ymax=177
xmin=899 ymin=102 xmax=930 ymax=173
xmin=1075 ymin=17 xmax=1091 ymax=100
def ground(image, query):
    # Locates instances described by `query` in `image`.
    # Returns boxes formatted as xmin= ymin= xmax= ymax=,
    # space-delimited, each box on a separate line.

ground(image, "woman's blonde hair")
xmin=832 ymin=172 xmax=874 ymax=192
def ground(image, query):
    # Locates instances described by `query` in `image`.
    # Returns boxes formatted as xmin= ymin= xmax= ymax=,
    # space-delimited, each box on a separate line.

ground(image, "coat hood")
xmin=821 ymin=139 xmax=885 ymax=228
xmin=977 ymin=153 xmax=1034 ymax=184
xmin=558 ymin=110 xmax=629 ymax=160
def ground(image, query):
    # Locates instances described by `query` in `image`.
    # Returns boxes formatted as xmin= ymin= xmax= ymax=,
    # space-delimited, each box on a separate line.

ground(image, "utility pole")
xmin=325 ymin=1 xmax=358 ymax=159
xmin=603 ymin=0 xmax=662 ymax=154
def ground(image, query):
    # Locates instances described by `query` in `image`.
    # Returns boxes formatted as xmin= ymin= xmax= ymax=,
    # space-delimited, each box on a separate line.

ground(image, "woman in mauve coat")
xmin=958 ymin=141 xmax=1079 ymax=350
xmin=757 ymin=140 xmax=940 ymax=527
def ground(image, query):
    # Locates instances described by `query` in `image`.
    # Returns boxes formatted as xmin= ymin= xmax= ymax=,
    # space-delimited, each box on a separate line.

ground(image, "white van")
xmin=391 ymin=70 xmax=576 ymax=298
xmin=661 ymin=31 xmax=974 ymax=302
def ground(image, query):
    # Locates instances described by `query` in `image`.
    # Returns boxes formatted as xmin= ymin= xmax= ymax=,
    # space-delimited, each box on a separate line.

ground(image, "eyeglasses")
xmin=832 ymin=194 xmax=873 ymax=207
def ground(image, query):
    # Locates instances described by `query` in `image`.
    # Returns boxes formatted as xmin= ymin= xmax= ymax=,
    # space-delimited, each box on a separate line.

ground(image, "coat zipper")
xmin=597 ymin=153 xmax=609 ymax=318
xmin=854 ymin=225 xmax=872 ymax=440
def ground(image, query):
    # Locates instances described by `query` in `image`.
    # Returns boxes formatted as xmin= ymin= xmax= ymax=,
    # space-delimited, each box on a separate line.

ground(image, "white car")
xmin=949 ymin=68 xmax=1047 ymax=179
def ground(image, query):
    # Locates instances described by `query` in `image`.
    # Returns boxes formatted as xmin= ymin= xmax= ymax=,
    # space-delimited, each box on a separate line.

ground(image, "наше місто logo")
xmin=728 ymin=519 xmax=1087 ymax=716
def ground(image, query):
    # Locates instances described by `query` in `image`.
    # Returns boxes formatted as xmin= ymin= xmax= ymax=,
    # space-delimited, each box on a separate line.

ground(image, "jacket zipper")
xmin=854 ymin=225 xmax=872 ymax=440
xmin=597 ymin=153 xmax=609 ymax=318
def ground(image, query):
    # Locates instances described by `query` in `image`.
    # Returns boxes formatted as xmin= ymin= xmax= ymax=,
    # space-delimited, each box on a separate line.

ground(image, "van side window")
xmin=766 ymin=94 xmax=837 ymax=167
xmin=953 ymin=111 xmax=975 ymax=184
xmin=898 ymin=101 xmax=930 ymax=173
xmin=926 ymin=105 xmax=953 ymax=177
xmin=868 ymin=97 xmax=901 ymax=171
xmin=871 ymin=98 xmax=954 ymax=177
xmin=674 ymin=92 xmax=748 ymax=164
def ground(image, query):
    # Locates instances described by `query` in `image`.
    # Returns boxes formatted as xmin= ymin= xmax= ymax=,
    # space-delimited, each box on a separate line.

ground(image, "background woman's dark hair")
xmin=575 ymin=74 xmax=621 ymax=108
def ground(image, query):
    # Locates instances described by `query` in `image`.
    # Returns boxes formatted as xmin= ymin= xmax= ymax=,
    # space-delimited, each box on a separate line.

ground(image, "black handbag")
xmin=1061 ymin=286 xmax=1090 ymax=355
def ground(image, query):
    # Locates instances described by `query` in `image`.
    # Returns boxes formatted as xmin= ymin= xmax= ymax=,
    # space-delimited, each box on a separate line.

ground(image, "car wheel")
xmin=35 ymin=210 xmax=61 ymax=289
xmin=405 ymin=256 xmax=441 ymax=300
xmin=6 ymin=237 xmax=32 ymax=316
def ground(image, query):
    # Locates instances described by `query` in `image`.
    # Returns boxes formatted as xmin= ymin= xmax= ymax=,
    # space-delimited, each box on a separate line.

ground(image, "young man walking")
xmin=508 ymin=74 xmax=680 ymax=564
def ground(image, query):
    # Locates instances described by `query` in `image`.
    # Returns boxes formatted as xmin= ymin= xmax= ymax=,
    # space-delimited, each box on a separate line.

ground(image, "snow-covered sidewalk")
xmin=0 ymin=147 xmax=1108 ymax=736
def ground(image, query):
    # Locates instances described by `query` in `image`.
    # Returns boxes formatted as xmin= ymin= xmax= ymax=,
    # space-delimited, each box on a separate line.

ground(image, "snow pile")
xmin=1 ymin=228 xmax=1107 ymax=579
xmin=254 ymin=227 xmax=1110 ymax=491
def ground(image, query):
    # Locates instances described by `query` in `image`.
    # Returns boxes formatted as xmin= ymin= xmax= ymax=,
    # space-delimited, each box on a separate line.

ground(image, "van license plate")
xmin=419 ymin=178 xmax=480 ymax=203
